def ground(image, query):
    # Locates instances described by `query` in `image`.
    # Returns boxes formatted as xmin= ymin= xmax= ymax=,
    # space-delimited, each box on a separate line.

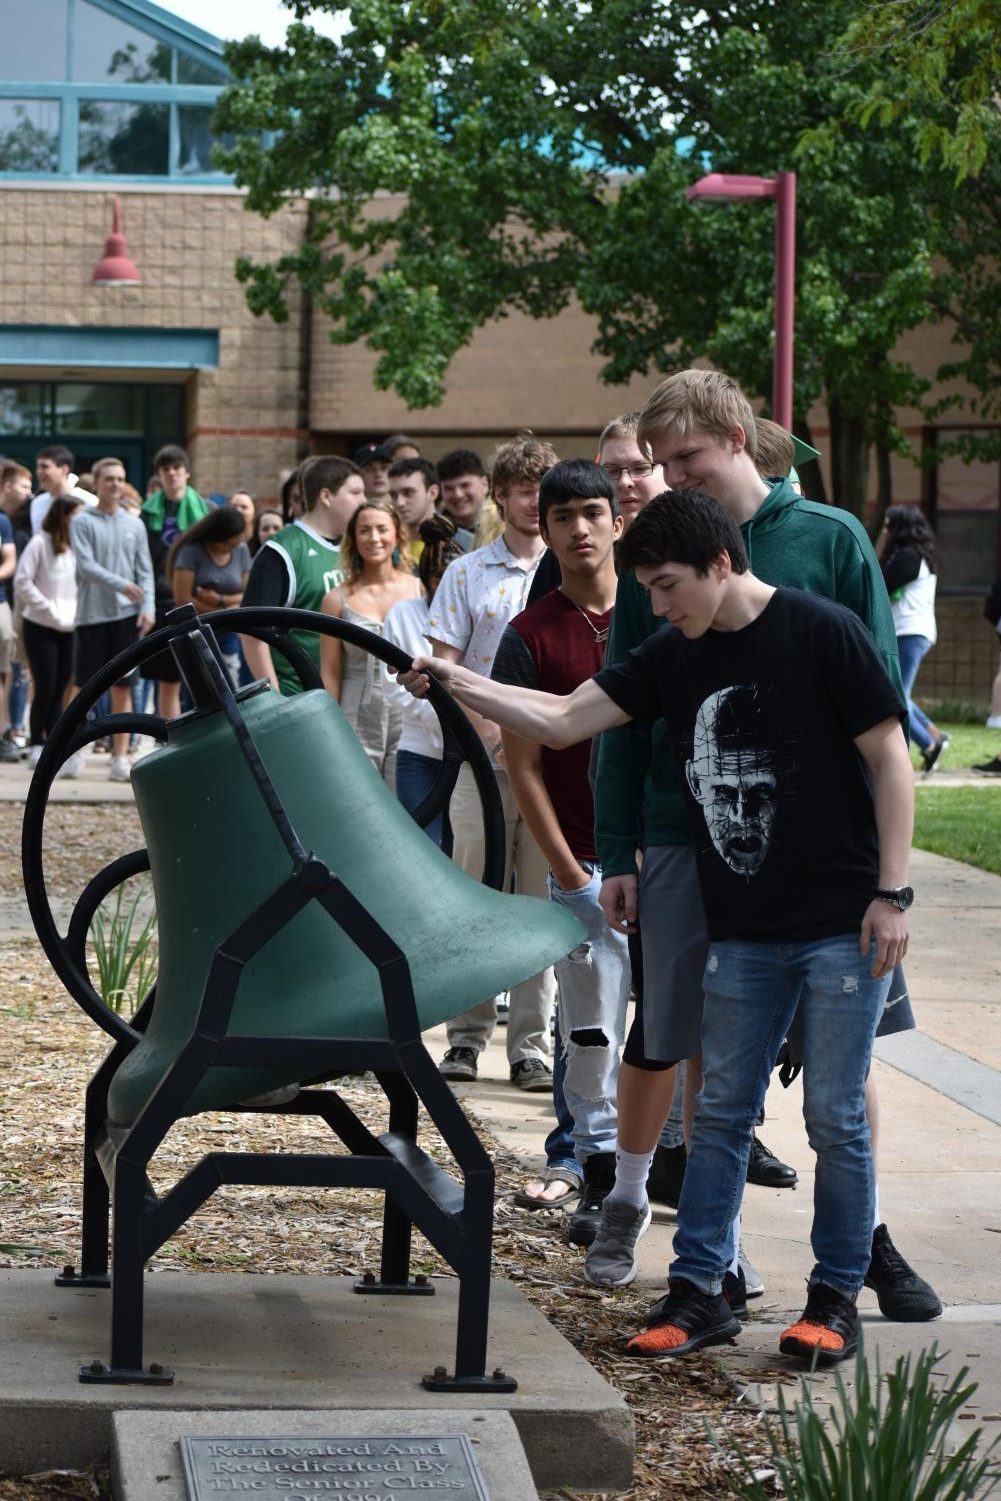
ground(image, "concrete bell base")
xmin=0 ymin=1270 xmax=632 ymax=1494
xmin=111 ymin=1408 xmax=538 ymax=1501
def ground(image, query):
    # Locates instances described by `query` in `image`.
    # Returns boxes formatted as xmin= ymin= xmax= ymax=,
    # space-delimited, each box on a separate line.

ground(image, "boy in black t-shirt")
xmin=399 ymin=489 xmax=915 ymax=1365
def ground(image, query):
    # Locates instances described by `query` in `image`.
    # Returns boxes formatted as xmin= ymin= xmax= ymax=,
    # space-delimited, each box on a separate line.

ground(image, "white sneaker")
xmin=108 ymin=755 xmax=132 ymax=782
xmin=986 ymin=715 xmax=1001 ymax=730
xmin=131 ymin=735 xmax=158 ymax=761
xmin=27 ymin=745 xmax=43 ymax=769
xmin=57 ymin=750 xmax=86 ymax=779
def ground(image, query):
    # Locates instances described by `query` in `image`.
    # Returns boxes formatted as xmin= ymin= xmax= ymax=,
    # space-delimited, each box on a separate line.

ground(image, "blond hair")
xmin=92 ymin=455 xmax=127 ymax=481
xmin=637 ymin=370 xmax=757 ymax=461
xmin=489 ymin=432 xmax=559 ymax=497
xmin=598 ymin=412 xmax=644 ymax=456
xmin=753 ymin=418 xmax=794 ymax=479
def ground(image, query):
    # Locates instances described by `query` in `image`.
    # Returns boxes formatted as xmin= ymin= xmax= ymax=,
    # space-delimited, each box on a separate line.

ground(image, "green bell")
xmin=106 ymin=686 xmax=583 ymax=1128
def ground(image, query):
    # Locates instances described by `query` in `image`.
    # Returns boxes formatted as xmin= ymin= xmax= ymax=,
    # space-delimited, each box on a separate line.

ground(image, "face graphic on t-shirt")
xmin=686 ymin=686 xmax=778 ymax=876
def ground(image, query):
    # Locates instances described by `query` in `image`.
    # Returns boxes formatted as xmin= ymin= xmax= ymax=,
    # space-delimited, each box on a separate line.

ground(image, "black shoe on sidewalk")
xmin=439 ymin=1046 xmax=478 ymax=1081
xmin=973 ymin=754 xmax=1001 ymax=776
xmin=746 ymin=1132 xmax=798 ymax=1188
xmin=510 ymin=1057 xmax=553 ymax=1092
xmin=780 ymin=1282 xmax=858 ymax=1364
xmin=864 ymin=1223 xmax=942 ymax=1321
xmin=626 ymin=1279 xmax=741 ymax=1358
xmin=646 ymin=1142 xmax=686 ymax=1208
xmin=567 ymin=1150 xmax=617 ymax=1246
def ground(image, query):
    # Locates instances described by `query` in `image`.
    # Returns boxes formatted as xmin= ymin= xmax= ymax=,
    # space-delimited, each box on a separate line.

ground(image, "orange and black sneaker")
xmin=625 ymin=1278 xmax=741 ymax=1359
xmin=779 ymin=1282 xmax=858 ymax=1364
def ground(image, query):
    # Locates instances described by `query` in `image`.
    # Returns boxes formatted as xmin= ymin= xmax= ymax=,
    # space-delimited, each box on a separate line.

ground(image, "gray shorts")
xmin=784 ymin=961 xmax=916 ymax=1068
xmin=638 ymin=842 xmax=916 ymax=1067
xmin=638 ymin=844 xmax=709 ymax=1062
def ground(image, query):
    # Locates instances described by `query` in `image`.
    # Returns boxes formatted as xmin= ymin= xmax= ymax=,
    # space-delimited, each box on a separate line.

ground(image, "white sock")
xmin=606 ymin=1146 xmax=655 ymax=1210
xmin=872 ymin=1185 xmax=881 ymax=1233
xmin=729 ymin=1212 xmax=741 ymax=1275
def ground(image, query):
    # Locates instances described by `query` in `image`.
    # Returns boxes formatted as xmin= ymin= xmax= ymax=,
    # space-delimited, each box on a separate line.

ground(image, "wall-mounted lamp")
xmin=92 ymin=197 xmax=141 ymax=286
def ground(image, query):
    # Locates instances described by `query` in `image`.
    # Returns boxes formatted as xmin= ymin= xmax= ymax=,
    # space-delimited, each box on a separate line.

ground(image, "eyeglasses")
xmin=602 ymin=463 xmax=655 ymax=481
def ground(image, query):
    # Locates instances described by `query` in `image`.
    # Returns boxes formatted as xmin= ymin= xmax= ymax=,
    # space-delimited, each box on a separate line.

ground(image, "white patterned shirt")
xmin=426 ymin=533 xmax=543 ymax=677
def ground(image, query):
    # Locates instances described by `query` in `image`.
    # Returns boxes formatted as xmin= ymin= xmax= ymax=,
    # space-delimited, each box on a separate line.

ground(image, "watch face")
xmin=898 ymin=885 xmax=914 ymax=910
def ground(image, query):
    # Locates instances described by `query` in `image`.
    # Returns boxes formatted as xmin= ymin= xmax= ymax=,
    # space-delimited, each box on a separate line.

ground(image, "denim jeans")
xmin=897 ymin=634 xmax=936 ymax=752
xmin=672 ymin=934 xmax=890 ymax=1299
xmin=543 ymin=1009 xmax=578 ymax=1178
xmin=548 ymin=862 xmax=631 ymax=1162
xmin=396 ymin=747 xmax=446 ymax=849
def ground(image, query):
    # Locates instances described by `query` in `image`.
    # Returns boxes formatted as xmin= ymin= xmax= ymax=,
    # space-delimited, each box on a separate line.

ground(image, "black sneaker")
xmin=779 ymin=1282 xmax=858 ymax=1364
xmin=746 ymin=1132 xmax=798 ymax=1188
xmin=626 ymin=1278 xmax=741 ymax=1358
xmin=723 ymin=1264 xmax=748 ymax=1321
xmin=510 ymin=1057 xmax=553 ymax=1092
xmin=973 ymin=754 xmax=1001 ymax=776
xmin=921 ymin=733 xmax=950 ymax=773
xmin=864 ymin=1223 xmax=942 ymax=1321
xmin=646 ymin=1142 xmax=686 ymax=1208
xmin=439 ymin=1046 xmax=478 ymax=1081
xmin=566 ymin=1150 xmax=616 ymax=1246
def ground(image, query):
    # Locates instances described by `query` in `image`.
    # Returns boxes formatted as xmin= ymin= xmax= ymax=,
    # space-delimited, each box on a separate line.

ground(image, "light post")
xmin=685 ymin=171 xmax=796 ymax=431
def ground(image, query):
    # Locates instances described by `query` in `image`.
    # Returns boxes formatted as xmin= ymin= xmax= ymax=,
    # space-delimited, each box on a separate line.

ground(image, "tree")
xmin=834 ymin=0 xmax=1001 ymax=182
xmin=215 ymin=0 xmax=952 ymax=517
xmin=822 ymin=1 xmax=1001 ymax=459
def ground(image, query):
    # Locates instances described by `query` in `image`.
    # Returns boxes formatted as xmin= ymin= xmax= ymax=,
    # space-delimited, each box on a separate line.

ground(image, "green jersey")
xmin=266 ymin=520 xmax=345 ymax=696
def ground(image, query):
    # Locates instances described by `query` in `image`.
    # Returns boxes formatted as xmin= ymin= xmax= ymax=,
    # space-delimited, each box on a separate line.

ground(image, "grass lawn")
xmin=907 ymin=719 xmax=1000 ymax=773
xmin=909 ymin=722 xmax=1001 ymax=876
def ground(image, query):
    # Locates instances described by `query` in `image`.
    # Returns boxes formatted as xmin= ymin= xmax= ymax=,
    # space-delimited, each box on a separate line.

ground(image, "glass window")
xmin=78 ymin=99 xmax=169 ymax=174
xmin=176 ymin=52 xmax=226 ymax=86
xmin=936 ymin=511 xmax=1000 ymax=594
xmin=177 ymin=104 xmax=221 ymax=174
xmin=54 ymin=383 xmax=145 ymax=435
xmin=74 ymin=0 xmax=171 ymax=84
xmin=934 ymin=440 xmax=999 ymax=510
xmin=0 ymin=383 xmax=47 ymax=436
xmin=0 ymin=98 xmax=60 ymax=172
xmin=148 ymin=385 xmax=186 ymax=452
xmin=0 ymin=0 xmax=68 ymax=82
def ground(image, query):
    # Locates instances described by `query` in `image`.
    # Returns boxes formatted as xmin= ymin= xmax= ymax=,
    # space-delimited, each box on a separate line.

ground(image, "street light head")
xmin=686 ymin=172 xmax=779 ymax=203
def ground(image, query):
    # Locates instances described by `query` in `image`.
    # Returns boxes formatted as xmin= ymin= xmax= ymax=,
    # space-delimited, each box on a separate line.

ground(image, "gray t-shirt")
xmin=173 ymin=540 xmax=251 ymax=596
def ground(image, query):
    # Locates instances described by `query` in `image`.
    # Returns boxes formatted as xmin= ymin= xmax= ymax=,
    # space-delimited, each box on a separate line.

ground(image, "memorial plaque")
xmin=181 ymin=1433 xmax=490 ymax=1499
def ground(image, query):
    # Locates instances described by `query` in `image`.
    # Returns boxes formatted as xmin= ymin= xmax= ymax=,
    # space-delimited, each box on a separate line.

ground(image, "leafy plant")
xmin=89 ymin=880 xmax=158 ymax=1017
xmin=718 ymin=1340 xmax=1000 ymax=1500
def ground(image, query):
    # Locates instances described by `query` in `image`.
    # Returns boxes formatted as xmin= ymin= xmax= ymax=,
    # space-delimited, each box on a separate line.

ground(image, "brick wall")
xmin=918 ymin=597 xmax=1001 ymax=709
xmin=0 ymin=186 xmax=308 ymax=502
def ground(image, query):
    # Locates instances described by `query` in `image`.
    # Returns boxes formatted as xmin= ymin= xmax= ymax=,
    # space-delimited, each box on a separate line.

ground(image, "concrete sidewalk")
xmin=427 ymin=843 xmax=1001 ymax=1445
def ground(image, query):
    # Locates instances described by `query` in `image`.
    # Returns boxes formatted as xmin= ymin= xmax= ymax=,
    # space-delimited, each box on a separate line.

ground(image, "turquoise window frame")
xmin=0 ymin=0 xmax=231 ymax=182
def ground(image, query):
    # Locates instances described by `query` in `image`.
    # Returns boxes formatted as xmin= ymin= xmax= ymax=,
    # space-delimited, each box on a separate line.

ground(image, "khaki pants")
xmin=445 ymin=763 xmax=555 ymax=1066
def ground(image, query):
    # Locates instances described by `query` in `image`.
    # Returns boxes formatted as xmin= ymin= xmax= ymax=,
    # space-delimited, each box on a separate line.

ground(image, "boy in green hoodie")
xmin=140 ymin=443 xmax=209 ymax=720
xmin=585 ymin=369 xmax=940 ymax=1328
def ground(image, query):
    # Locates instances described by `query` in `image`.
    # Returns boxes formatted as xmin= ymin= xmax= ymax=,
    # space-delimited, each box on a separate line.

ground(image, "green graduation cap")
xmin=791 ymin=433 xmax=821 ymax=466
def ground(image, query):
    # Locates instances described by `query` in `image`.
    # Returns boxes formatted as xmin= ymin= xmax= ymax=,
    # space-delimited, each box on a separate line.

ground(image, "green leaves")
xmin=718 ymin=1338 xmax=1001 ymax=1500
xmin=212 ymin=0 xmax=994 ymax=497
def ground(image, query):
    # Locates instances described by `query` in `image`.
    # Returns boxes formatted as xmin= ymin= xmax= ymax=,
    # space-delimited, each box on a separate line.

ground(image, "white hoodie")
xmin=15 ymin=532 xmax=78 ymax=632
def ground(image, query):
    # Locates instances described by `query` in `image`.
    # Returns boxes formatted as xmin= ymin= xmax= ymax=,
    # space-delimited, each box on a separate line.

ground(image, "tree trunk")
xmin=869 ymin=438 xmax=894 ymax=542
xmin=828 ymin=396 xmax=870 ymax=520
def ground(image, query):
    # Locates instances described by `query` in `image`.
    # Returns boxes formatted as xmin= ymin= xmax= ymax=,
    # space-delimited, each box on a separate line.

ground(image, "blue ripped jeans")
xmin=548 ymin=863 xmax=631 ymax=1163
xmin=672 ymin=933 xmax=890 ymax=1299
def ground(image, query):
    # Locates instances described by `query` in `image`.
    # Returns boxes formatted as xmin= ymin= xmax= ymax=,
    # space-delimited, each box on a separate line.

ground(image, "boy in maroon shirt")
xmin=491 ymin=459 xmax=634 ymax=1248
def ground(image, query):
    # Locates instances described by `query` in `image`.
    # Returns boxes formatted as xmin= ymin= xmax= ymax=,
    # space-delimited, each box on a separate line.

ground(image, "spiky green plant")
xmin=718 ymin=1339 xmax=1000 ymax=1500
xmin=89 ymin=879 xmax=157 ymax=1017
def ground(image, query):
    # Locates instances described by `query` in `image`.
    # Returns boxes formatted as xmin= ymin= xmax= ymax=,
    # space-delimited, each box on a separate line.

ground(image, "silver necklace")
xmin=559 ymin=589 xmax=610 ymax=643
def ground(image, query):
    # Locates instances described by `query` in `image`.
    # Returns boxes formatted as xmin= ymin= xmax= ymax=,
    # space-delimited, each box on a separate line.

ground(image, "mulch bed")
xmin=0 ymin=804 xmax=771 ymax=1499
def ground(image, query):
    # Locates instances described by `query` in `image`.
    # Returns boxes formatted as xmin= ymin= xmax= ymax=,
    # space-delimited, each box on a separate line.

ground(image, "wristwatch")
xmin=874 ymin=886 xmax=914 ymax=910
